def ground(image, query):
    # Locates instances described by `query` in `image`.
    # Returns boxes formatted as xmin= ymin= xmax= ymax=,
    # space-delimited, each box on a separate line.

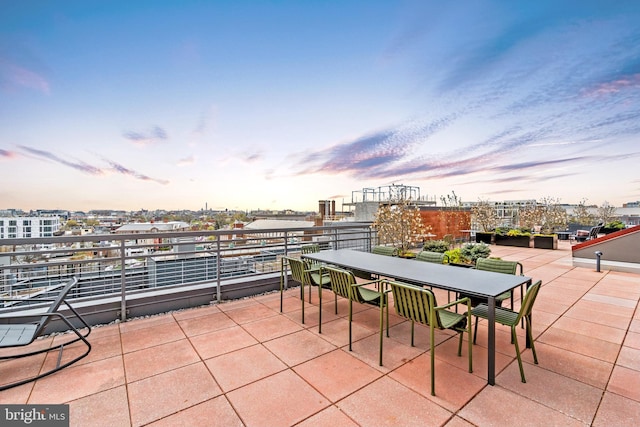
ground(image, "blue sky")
xmin=2 ymin=1 xmax=639 ymax=212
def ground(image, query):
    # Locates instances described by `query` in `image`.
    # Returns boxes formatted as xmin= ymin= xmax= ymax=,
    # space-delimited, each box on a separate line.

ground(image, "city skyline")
xmin=2 ymin=1 xmax=640 ymax=212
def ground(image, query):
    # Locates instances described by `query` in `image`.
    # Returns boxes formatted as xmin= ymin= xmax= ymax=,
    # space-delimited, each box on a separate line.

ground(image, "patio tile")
xmin=617 ymin=345 xmax=640 ymax=371
xmin=188 ymin=324 xmax=258 ymax=360
xmin=176 ymin=310 xmax=237 ymax=337
xmin=0 ymin=353 xmax=47 ymax=390
xmin=443 ymin=416 xmax=476 ymax=427
xmin=307 ymin=317 xmax=377 ymax=348
xmin=127 ymin=363 xmax=221 ymax=426
xmin=146 ymin=396 xmax=243 ymax=427
xmin=293 ymin=349 xmax=382 ymax=402
xmin=45 ymin=330 xmax=120 ymax=369
xmin=458 ymin=386 xmax=586 ymax=427
xmin=69 ymin=385 xmax=131 ymax=427
xmin=223 ymin=303 xmax=279 ymax=324
xmin=123 ymin=339 xmax=200 ymax=383
xmin=295 ymin=405 xmax=360 ymax=427
xmin=497 ymin=361 xmax=602 ymax=424
xmin=552 ymin=315 xmax=627 ymax=344
xmin=538 ymin=327 xmax=620 ymax=363
xmin=357 ymin=330 xmax=424 ymax=371
xmin=624 ymin=331 xmax=640 ymax=350
xmin=389 ymin=352 xmax=486 ymax=411
xmin=608 ymin=365 xmax=640 ymax=402
xmin=29 ymin=356 xmax=125 ymax=404
xmin=205 ymin=343 xmax=287 ymax=392
xmin=226 ymin=370 xmax=330 ymax=427
xmin=522 ymin=341 xmax=613 ymax=389
xmin=0 ymin=382 xmax=32 ymax=404
xmin=592 ymin=392 xmax=640 ymax=427
xmin=262 ymin=329 xmax=337 ymax=367
xmin=118 ymin=314 xmax=175 ymax=333
xmin=240 ymin=313 xmax=303 ymax=342
xmin=120 ymin=321 xmax=186 ymax=354
xmin=337 ymin=376 xmax=453 ymax=427
xmin=171 ymin=304 xmax=221 ymax=321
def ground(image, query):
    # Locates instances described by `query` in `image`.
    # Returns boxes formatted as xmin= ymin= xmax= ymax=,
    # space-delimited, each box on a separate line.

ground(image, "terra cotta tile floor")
xmin=1 ymin=241 xmax=640 ymax=426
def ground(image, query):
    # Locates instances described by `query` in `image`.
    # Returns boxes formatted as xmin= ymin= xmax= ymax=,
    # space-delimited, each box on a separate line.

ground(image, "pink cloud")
xmin=583 ymin=74 xmax=640 ymax=97
xmin=0 ymin=60 xmax=50 ymax=94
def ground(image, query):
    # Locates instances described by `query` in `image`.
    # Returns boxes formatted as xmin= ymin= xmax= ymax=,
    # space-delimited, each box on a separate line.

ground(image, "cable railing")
xmin=0 ymin=222 xmax=375 ymax=322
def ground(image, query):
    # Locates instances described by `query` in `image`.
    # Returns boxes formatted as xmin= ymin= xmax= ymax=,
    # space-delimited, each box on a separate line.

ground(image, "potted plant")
xmin=533 ymin=233 xmax=558 ymax=249
xmin=471 ymin=199 xmax=499 ymax=244
xmin=601 ymin=220 xmax=625 ymax=234
xmin=494 ymin=229 xmax=531 ymax=247
xmin=445 ymin=243 xmax=491 ymax=267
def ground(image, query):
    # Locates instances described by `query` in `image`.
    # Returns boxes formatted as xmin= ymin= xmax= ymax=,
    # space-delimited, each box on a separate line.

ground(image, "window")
xmin=23 ymin=220 xmax=31 ymax=226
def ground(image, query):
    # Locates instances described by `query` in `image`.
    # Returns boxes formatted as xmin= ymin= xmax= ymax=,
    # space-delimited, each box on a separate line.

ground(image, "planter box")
xmin=475 ymin=232 xmax=493 ymax=244
xmin=533 ymin=235 xmax=557 ymax=249
xmin=494 ymin=235 xmax=531 ymax=247
xmin=601 ymin=227 xmax=624 ymax=235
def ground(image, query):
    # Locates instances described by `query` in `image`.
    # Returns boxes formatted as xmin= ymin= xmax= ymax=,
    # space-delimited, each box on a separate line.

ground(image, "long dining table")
xmin=302 ymin=249 xmax=532 ymax=386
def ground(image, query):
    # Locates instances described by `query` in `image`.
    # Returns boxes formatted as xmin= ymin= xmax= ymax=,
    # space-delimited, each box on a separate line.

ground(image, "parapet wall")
xmin=572 ymin=225 xmax=640 ymax=273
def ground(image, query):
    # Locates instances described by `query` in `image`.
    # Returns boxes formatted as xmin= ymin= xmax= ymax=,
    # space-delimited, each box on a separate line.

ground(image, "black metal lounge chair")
xmin=0 ymin=277 xmax=92 ymax=391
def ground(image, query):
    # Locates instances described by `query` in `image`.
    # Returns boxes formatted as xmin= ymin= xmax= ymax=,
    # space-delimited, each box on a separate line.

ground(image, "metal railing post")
xmin=120 ymin=239 xmax=127 ymax=321
xmin=215 ymin=237 xmax=221 ymax=303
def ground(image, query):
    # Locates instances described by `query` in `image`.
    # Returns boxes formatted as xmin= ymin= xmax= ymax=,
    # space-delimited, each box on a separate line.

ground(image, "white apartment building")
xmin=0 ymin=216 xmax=62 ymax=239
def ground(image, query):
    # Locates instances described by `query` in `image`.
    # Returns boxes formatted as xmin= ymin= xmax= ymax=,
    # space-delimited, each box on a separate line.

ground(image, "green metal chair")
xmin=301 ymin=244 xmax=320 ymax=255
xmin=280 ymin=256 xmax=330 ymax=324
xmin=471 ymin=280 xmax=541 ymax=383
xmin=372 ymin=245 xmax=398 ymax=256
xmin=383 ymin=280 xmax=472 ymax=396
xmin=322 ymin=266 xmax=388 ymax=353
xmin=475 ymin=257 xmax=524 ymax=309
xmin=416 ymin=251 xmax=449 ymax=264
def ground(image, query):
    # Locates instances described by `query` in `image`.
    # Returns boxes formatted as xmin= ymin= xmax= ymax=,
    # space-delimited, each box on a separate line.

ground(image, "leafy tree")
xmin=471 ymin=199 xmax=499 ymax=232
xmin=518 ymin=197 xmax=567 ymax=234
xmin=597 ymin=201 xmax=617 ymax=225
xmin=571 ymin=199 xmax=595 ymax=225
xmin=372 ymin=198 xmax=429 ymax=254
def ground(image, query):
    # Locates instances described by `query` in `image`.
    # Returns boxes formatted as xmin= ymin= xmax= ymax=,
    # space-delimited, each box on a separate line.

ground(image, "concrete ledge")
xmin=572 ymin=257 xmax=640 ymax=274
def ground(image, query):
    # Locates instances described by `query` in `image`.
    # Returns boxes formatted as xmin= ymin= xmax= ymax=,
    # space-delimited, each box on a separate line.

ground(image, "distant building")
xmin=113 ymin=221 xmax=190 ymax=234
xmin=0 ymin=216 xmax=62 ymax=238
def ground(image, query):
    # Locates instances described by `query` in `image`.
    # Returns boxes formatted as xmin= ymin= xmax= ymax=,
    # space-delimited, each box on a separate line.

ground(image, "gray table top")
xmin=304 ymin=249 xmax=531 ymax=299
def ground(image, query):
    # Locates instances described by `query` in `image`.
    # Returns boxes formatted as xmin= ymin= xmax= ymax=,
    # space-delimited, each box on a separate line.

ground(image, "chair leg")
xmin=301 ymin=282 xmax=305 ymax=325
xmin=473 ymin=316 xmax=479 ymax=344
xmin=410 ymin=320 xmax=415 ymax=347
xmin=430 ymin=323 xmax=436 ymax=396
xmin=511 ymin=326 xmax=526 ymax=383
xmin=525 ymin=316 xmax=538 ymax=364
xmin=348 ymin=298 xmax=353 ymax=351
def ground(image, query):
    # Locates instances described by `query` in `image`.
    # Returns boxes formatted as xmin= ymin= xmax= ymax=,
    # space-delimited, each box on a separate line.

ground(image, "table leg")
xmin=487 ymin=295 xmax=496 ymax=386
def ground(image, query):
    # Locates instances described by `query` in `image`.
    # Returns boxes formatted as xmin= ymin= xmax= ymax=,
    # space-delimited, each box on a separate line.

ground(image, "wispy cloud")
xmin=0 ymin=59 xmax=50 ymax=94
xmin=17 ymin=145 xmax=168 ymax=184
xmin=123 ymin=126 xmax=168 ymax=146
xmin=19 ymin=145 xmax=103 ymax=175
xmin=176 ymin=155 xmax=195 ymax=167
xmin=102 ymin=158 xmax=169 ymax=185
xmin=0 ymin=148 xmax=17 ymax=159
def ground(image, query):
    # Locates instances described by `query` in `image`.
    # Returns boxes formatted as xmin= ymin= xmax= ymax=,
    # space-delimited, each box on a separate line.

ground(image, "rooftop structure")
xmin=1 ymin=242 xmax=638 ymax=425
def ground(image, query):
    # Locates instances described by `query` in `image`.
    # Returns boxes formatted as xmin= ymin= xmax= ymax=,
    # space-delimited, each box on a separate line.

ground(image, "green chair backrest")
xmin=389 ymin=281 xmax=443 ymax=329
xmin=476 ymin=257 xmax=522 ymax=275
xmin=325 ymin=266 xmax=366 ymax=303
xmin=301 ymin=244 xmax=320 ymax=254
xmin=416 ymin=251 xmax=448 ymax=264
xmin=284 ymin=256 xmax=310 ymax=286
xmin=514 ymin=280 xmax=542 ymax=324
xmin=372 ymin=246 xmax=398 ymax=256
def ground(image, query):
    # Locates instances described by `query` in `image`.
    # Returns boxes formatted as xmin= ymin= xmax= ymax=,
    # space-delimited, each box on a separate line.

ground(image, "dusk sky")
xmin=2 ymin=1 xmax=640 ymax=212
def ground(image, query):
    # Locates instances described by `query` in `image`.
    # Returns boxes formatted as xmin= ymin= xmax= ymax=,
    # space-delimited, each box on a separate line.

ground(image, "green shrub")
xmin=460 ymin=242 xmax=491 ymax=263
xmin=421 ymin=239 xmax=449 ymax=253
xmin=605 ymin=220 xmax=625 ymax=230
xmin=444 ymin=248 xmax=464 ymax=264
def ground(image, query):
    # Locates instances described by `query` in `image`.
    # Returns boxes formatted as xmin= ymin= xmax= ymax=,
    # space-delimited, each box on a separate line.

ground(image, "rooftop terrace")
xmin=1 ymin=241 xmax=639 ymax=426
